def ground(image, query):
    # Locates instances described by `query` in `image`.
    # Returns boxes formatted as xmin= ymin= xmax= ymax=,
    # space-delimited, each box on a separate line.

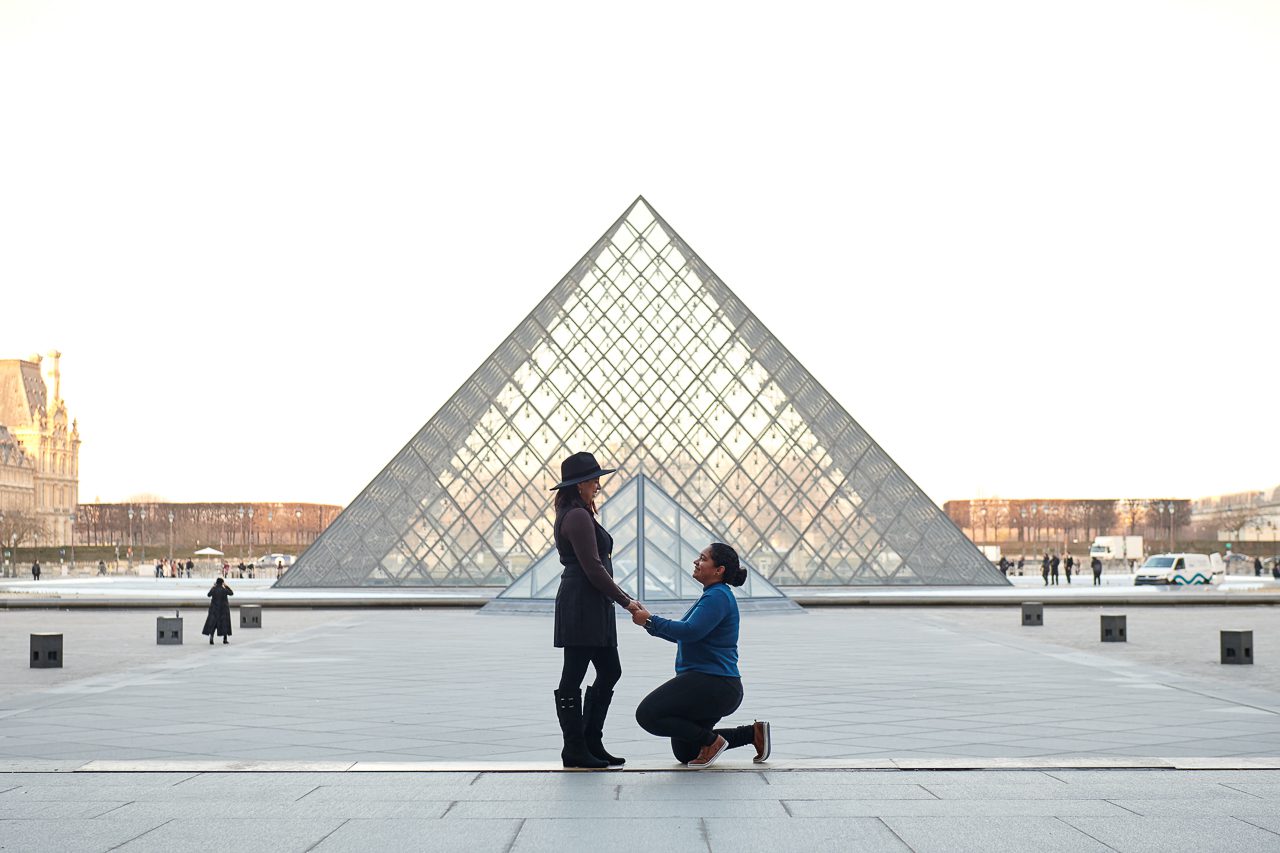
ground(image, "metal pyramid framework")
xmin=485 ymin=473 xmax=800 ymax=611
xmin=277 ymin=197 xmax=1007 ymax=589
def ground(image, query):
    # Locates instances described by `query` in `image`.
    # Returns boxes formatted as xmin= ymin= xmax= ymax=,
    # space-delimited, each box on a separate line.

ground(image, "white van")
xmin=1134 ymin=553 xmax=1224 ymax=586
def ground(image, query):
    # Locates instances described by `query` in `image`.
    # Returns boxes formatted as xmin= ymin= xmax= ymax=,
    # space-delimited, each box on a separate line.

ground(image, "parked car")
xmin=1134 ymin=553 xmax=1224 ymax=586
xmin=1223 ymin=553 xmax=1254 ymax=573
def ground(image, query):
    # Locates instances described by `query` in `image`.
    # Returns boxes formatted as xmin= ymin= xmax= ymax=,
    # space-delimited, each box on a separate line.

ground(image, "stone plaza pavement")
xmin=3 ymin=605 xmax=1280 ymax=850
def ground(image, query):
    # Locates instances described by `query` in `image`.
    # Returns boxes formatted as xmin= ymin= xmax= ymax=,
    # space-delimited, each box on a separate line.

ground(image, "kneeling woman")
xmin=632 ymin=543 xmax=770 ymax=768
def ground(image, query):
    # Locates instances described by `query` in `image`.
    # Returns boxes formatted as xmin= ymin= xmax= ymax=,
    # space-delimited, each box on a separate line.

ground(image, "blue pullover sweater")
xmin=644 ymin=582 xmax=740 ymax=678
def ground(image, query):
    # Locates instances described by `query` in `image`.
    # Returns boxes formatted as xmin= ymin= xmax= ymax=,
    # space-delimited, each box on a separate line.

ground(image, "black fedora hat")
xmin=550 ymin=451 xmax=616 ymax=491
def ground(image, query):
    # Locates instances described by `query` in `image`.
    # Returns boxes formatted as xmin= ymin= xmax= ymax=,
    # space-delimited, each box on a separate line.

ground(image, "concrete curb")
xmin=4 ymin=757 xmax=1280 ymax=773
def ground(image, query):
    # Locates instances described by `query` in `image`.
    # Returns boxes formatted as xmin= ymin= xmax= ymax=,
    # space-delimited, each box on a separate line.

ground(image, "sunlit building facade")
xmin=0 ymin=352 xmax=80 ymax=545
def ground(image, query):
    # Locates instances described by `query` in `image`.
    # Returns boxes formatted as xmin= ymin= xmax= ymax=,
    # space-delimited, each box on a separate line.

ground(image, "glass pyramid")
xmin=484 ymin=472 xmax=800 ymax=612
xmin=277 ymin=197 xmax=1007 ymax=589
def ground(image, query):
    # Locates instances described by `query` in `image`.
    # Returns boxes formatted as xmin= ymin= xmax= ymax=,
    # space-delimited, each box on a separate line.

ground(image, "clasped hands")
xmin=625 ymin=599 xmax=652 ymax=626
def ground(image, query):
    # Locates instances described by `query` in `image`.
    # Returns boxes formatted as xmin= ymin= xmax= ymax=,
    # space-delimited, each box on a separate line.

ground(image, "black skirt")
xmin=554 ymin=573 xmax=618 ymax=648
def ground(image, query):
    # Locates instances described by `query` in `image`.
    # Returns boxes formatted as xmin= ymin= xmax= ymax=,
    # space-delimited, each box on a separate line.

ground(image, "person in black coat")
xmin=550 ymin=452 xmax=640 ymax=769
xmin=203 ymin=577 xmax=234 ymax=644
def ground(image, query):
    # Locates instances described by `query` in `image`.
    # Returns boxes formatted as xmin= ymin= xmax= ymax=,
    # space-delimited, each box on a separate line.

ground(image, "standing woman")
xmin=203 ymin=577 xmax=234 ymax=645
xmin=551 ymin=451 xmax=638 ymax=769
xmin=632 ymin=543 xmax=771 ymax=769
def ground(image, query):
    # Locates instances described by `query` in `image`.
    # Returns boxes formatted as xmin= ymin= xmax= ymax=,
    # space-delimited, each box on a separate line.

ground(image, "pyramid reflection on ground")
xmin=277 ymin=197 xmax=1006 ymax=589
xmin=483 ymin=473 xmax=802 ymax=614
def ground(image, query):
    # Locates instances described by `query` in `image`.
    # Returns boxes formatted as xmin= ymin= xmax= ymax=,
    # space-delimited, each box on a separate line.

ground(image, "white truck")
xmin=1090 ymin=536 xmax=1144 ymax=567
xmin=1133 ymin=553 xmax=1225 ymax=586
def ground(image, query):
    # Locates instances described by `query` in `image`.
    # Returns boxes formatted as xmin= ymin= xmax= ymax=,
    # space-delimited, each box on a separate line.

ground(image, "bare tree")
xmin=0 ymin=510 xmax=46 ymax=549
xmin=1219 ymin=509 xmax=1257 ymax=546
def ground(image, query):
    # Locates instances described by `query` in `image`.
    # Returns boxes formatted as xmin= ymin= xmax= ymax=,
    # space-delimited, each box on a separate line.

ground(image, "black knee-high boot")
xmin=583 ymin=685 xmax=624 ymax=767
xmin=554 ymin=689 xmax=607 ymax=769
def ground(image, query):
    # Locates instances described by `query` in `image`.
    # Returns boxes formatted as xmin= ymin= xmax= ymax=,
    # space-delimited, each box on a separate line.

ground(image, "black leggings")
xmin=558 ymin=646 xmax=622 ymax=694
xmin=636 ymin=671 xmax=751 ymax=762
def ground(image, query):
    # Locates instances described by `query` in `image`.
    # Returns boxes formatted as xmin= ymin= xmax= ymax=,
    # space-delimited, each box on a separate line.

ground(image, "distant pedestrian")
xmin=1017 ymin=557 xmax=1025 ymax=576
xmin=1091 ymin=556 xmax=1103 ymax=586
xmin=155 ymin=560 xmax=163 ymax=579
xmin=236 ymin=561 xmax=246 ymax=578
xmin=276 ymin=559 xmax=284 ymax=579
xmin=202 ymin=577 xmax=234 ymax=645
xmin=185 ymin=559 xmax=194 ymax=578
xmin=31 ymin=560 xmax=40 ymax=581
xmin=1041 ymin=554 xmax=1050 ymax=586
xmin=1064 ymin=555 xmax=1073 ymax=584
xmin=1050 ymin=554 xmax=1060 ymax=586
xmin=97 ymin=559 xmax=107 ymax=576
xmin=998 ymin=556 xmax=1009 ymax=577
xmin=1255 ymin=556 xmax=1264 ymax=577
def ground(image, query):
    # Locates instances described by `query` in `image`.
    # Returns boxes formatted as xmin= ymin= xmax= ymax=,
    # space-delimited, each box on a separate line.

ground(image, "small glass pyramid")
xmin=486 ymin=472 xmax=799 ymax=612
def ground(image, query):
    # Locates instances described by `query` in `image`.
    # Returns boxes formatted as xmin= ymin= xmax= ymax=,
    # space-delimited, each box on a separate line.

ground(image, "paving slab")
xmin=783 ymin=798 xmax=1134 ymax=817
xmin=0 ymin=819 xmax=169 ymax=853
xmin=1062 ymin=816 xmax=1280 ymax=852
xmin=508 ymin=817 xmax=708 ymax=853
xmin=110 ymin=817 xmax=346 ymax=853
xmin=310 ymin=818 xmax=523 ymax=852
xmin=881 ymin=815 xmax=1113 ymax=852
xmin=704 ymin=816 xmax=911 ymax=852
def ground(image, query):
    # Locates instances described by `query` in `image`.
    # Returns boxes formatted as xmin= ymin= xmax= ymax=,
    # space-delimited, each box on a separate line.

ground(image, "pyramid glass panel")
xmin=277 ymin=198 xmax=1007 ymax=589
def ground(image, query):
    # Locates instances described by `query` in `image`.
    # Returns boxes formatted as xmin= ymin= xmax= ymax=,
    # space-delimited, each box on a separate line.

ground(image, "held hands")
xmin=631 ymin=606 xmax=652 ymax=627
xmin=625 ymin=600 xmax=643 ymax=614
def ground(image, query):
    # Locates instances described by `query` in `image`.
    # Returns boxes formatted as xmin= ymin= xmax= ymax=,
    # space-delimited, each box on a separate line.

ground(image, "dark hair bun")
xmin=709 ymin=542 xmax=745 ymax=587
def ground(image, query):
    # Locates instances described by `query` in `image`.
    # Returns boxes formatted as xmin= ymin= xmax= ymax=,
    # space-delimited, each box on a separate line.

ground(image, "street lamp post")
xmin=1166 ymin=501 xmax=1175 ymax=551
xmin=980 ymin=507 xmax=988 ymax=544
xmin=267 ymin=511 xmax=273 ymax=552
xmin=139 ymin=509 xmax=147 ymax=564
xmin=168 ymin=510 xmax=174 ymax=561
xmin=69 ymin=513 xmax=76 ymax=570
xmin=127 ymin=507 xmax=134 ymax=568
xmin=295 ymin=509 xmax=302 ymax=548
xmin=238 ymin=507 xmax=245 ymax=561
xmin=247 ymin=507 xmax=254 ymax=559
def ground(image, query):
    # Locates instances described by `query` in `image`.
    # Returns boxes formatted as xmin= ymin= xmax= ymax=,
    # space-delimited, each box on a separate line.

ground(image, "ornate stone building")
xmin=0 ymin=351 xmax=81 ymax=545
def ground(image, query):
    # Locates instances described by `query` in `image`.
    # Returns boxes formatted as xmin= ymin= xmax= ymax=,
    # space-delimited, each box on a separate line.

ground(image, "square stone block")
xmin=156 ymin=616 xmax=183 ymax=645
xmin=240 ymin=605 xmax=262 ymax=629
xmin=1101 ymin=614 xmax=1127 ymax=642
xmin=1221 ymin=629 xmax=1253 ymax=664
xmin=31 ymin=633 xmax=63 ymax=668
xmin=1021 ymin=602 xmax=1043 ymax=627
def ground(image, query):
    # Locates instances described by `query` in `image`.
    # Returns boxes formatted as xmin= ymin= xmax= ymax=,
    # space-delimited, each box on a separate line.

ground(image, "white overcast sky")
xmin=2 ymin=0 xmax=1277 ymax=508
